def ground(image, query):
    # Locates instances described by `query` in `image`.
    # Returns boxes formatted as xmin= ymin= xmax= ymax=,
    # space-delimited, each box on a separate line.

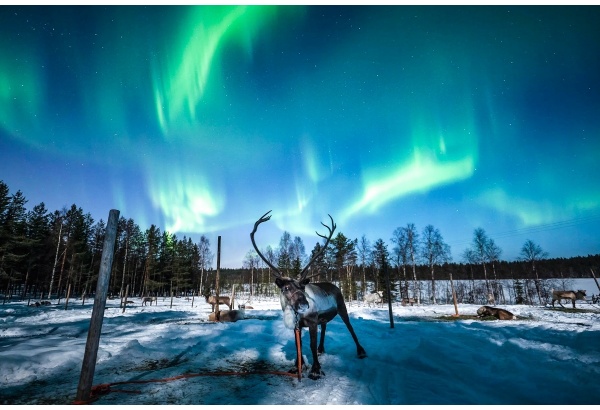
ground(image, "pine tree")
xmin=277 ymin=231 xmax=292 ymax=275
xmin=372 ymin=239 xmax=395 ymax=301
xmin=331 ymin=232 xmax=358 ymax=301
xmin=23 ymin=202 xmax=51 ymax=298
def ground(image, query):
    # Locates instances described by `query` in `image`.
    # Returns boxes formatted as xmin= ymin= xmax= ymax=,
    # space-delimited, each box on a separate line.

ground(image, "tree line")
xmin=1 ymin=180 xmax=598 ymax=305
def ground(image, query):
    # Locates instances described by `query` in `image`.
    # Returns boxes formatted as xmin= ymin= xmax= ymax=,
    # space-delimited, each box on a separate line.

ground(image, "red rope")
xmin=74 ymin=330 xmax=305 ymax=403
xmin=295 ymin=327 xmax=302 ymax=381
xmin=72 ymin=369 xmax=300 ymax=404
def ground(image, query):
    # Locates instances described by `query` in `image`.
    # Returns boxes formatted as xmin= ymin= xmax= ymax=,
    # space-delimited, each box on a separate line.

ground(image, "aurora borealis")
xmin=1 ymin=5 xmax=599 ymax=267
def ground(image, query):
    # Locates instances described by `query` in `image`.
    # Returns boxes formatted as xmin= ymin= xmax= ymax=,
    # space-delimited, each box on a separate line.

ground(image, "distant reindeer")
xmin=214 ymin=307 xmax=245 ymax=322
xmin=142 ymin=296 xmax=156 ymax=306
xmin=477 ymin=305 xmax=516 ymax=320
xmin=364 ymin=291 xmax=383 ymax=307
xmin=251 ymin=210 xmax=366 ymax=380
xmin=551 ymin=289 xmax=586 ymax=309
xmin=205 ymin=295 xmax=231 ymax=312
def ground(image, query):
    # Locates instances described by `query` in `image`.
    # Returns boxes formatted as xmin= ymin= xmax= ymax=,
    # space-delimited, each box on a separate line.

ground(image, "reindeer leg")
xmin=318 ymin=323 xmax=326 ymax=355
xmin=338 ymin=302 xmax=367 ymax=359
xmin=308 ymin=323 xmax=324 ymax=380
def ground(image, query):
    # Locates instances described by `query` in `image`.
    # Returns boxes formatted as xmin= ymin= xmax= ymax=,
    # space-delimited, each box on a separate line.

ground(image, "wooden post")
xmin=75 ymin=209 xmax=119 ymax=403
xmin=385 ymin=261 xmax=394 ymax=328
xmin=231 ymin=284 xmax=235 ymax=310
xmin=170 ymin=280 xmax=174 ymax=309
xmin=591 ymin=269 xmax=600 ymax=293
xmin=215 ymin=236 xmax=221 ymax=320
xmin=64 ymin=283 xmax=72 ymax=311
xmin=121 ymin=284 xmax=129 ymax=313
xmin=450 ymin=272 xmax=459 ymax=317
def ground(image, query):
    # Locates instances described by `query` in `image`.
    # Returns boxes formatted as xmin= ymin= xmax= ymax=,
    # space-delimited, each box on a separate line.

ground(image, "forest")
xmin=1 ymin=179 xmax=599 ymax=306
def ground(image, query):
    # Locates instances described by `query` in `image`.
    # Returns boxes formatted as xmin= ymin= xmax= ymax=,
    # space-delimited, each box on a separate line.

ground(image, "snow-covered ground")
xmin=1 ymin=280 xmax=599 ymax=405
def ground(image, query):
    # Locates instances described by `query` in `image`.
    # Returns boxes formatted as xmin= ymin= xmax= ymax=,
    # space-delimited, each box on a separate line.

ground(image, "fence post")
xmin=64 ymin=283 xmax=72 ymax=311
xmin=215 ymin=236 xmax=221 ymax=320
xmin=385 ymin=261 xmax=394 ymax=328
xmin=591 ymin=269 xmax=600 ymax=293
xmin=75 ymin=209 xmax=119 ymax=403
xmin=121 ymin=284 xmax=130 ymax=313
xmin=450 ymin=272 xmax=459 ymax=317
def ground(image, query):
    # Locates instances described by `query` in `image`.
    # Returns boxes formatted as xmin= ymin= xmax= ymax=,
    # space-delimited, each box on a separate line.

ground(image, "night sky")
xmin=1 ymin=5 xmax=599 ymax=268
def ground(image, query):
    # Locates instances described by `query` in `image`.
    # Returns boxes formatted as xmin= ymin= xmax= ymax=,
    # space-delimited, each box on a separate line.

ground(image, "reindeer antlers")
xmin=299 ymin=214 xmax=336 ymax=280
xmin=250 ymin=211 xmax=337 ymax=281
xmin=250 ymin=210 xmax=283 ymax=277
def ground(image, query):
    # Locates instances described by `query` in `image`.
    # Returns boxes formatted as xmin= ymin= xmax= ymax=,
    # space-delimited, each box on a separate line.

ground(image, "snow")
xmin=1 ymin=280 xmax=600 ymax=406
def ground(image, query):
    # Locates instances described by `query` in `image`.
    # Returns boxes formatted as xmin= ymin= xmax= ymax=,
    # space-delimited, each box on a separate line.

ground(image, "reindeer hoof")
xmin=289 ymin=364 xmax=305 ymax=374
xmin=308 ymin=369 xmax=325 ymax=380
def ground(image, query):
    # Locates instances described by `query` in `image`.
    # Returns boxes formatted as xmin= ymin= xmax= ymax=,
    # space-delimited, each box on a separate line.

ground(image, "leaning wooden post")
xmin=384 ymin=261 xmax=394 ymax=329
xmin=75 ymin=209 xmax=119 ymax=403
xmin=215 ymin=236 xmax=221 ymax=320
xmin=230 ymin=284 xmax=235 ymax=310
xmin=64 ymin=283 xmax=72 ymax=311
xmin=450 ymin=272 xmax=459 ymax=317
xmin=591 ymin=269 xmax=600 ymax=293
xmin=170 ymin=280 xmax=174 ymax=309
xmin=121 ymin=284 xmax=129 ymax=313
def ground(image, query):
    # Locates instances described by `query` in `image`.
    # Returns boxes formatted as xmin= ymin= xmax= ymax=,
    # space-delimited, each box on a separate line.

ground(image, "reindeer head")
xmin=250 ymin=210 xmax=336 ymax=316
xmin=274 ymin=276 xmax=311 ymax=316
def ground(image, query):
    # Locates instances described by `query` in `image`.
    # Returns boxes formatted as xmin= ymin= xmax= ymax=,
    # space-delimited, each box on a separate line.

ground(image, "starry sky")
xmin=1 ymin=5 xmax=599 ymax=268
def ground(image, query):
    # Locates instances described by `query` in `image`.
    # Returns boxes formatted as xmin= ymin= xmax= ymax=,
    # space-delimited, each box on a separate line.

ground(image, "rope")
xmin=295 ymin=327 xmax=302 ymax=381
xmin=74 ymin=311 xmax=306 ymax=403
xmin=72 ymin=369 xmax=300 ymax=404
xmin=583 ymin=300 xmax=600 ymax=310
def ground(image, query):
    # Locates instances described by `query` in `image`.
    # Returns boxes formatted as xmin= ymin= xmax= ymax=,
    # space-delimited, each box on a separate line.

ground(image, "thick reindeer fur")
xmin=280 ymin=282 xmax=337 ymax=329
xmin=276 ymin=278 xmax=367 ymax=379
xmin=251 ymin=211 xmax=366 ymax=380
xmin=477 ymin=305 xmax=516 ymax=320
xmin=551 ymin=289 xmax=586 ymax=309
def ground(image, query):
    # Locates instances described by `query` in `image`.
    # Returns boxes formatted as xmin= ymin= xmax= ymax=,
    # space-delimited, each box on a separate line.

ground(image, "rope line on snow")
xmin=73 ymin=320 xmax=306 ymax=404
xmin=72 ymin=369 xmax=301 ymax=404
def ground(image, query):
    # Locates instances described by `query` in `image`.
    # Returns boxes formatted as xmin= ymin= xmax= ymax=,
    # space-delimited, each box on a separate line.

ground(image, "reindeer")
xmin=364 ymin=291 xmax=383 ymax=307
xmin=477 ymin=305 xmax=516 ymax=320
xmin=205 ymin=295 xmax=231 ymax=312
xmin=142 ymin=296 xmax=156 ymax=306
xmin=551 ymin=289 xmax=586 ymax=309
xmin=251 ymin=210 xmax=367 ymax=380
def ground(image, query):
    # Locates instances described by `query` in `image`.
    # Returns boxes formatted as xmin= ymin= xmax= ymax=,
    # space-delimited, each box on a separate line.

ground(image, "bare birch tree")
xmin=519 ymin=239 xmax=548 ymax=305
xmin=420 ymin=224 xmax=451 ymax=304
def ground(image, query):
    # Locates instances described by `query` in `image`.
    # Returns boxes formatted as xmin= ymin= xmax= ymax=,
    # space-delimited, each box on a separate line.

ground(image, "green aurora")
xmin=1 ymin=5 xmax=599 ymax=266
